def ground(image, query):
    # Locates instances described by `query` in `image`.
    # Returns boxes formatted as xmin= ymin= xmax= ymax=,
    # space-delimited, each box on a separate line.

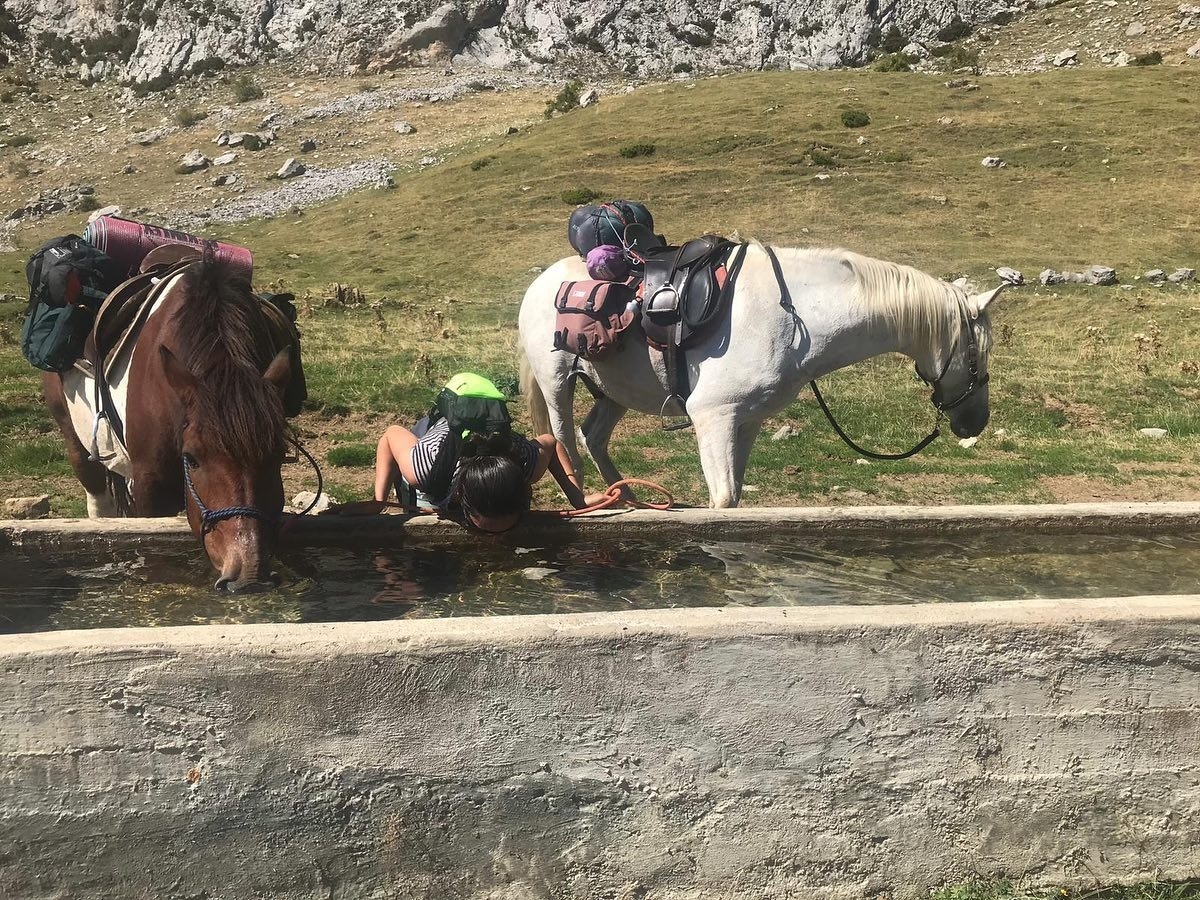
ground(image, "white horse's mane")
xmin=768 ymin=244 xmax=990 ymax=357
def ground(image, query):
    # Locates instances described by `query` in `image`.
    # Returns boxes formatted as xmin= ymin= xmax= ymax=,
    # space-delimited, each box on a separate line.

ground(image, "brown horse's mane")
xmin=171 ymin=256 xmax=287 ymax=462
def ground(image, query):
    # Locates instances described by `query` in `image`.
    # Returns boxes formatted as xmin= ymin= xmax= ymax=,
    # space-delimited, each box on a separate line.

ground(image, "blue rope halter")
xmin=183 ymin=453 xmax=273 ymax=536
xmin=181 ymin=436 xmax=323 ymax=536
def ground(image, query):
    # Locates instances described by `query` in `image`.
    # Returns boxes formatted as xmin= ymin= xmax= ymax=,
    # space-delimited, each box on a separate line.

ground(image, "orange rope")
xmin=558 ymin=478 xmax=674 ymax=517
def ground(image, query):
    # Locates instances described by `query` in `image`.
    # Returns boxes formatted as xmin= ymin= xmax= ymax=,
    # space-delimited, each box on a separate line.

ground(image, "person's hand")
xmin=583 ymin=491 xmax=618 ymax=507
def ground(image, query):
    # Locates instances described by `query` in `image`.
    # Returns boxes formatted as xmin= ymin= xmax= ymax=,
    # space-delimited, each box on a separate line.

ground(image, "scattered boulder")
xmin=579 ymin=87 xmax=600 ymax=107
xmin=276 ymin=157 xmax=306 ymax=179
xmin=291 ymin=490 xmax=334 ymax=514
xmin=1138 ymin=427 xmax=1168 ymax=439
xmin=178 ymin=150 xmax=211 ymax=172
xmin=772 ymin=425 xmax=798 ymax=441
xmin=212 ymin=173 xmax=238 ymax=187
xmin=3 ymin=495 xmax=50 ymax=519
xmin=1053 ymin=49 xmax=1079 ymax=67
xmin=1040 ymin=269 xmax=1066 ymax=285
xmin=212 ymin=151 xmax=238 ymax=166
xmin=299 ymin=138 xmax=318 ymax=152
xmin=501 ymin=125 xmax=520 ymax=136
xmin=87 ymin=204 xmax=121 ymax=223
xmin=1189 ymin=40 xmax=1200 ymax=59
xmin=1125 ymin=21 xmax=1147 ymax=36
xmin=1145 ymin=269 xmax=1168 ymax=284
xmin=213 ymin=130 xmax=231 ymax=146
xmin=1169 ymin=268 xmax=1196 ymax=283
xmin=996 ymin=267 xmax=1024 ymax=285
xmin=128 ymin=126 xmax=176 ymax=146
xmin=958 ymin=436 xmax=979 ymax=449
xmin=1085 ymin=265 xmax=1118 ymax=286
xmin=227 ymin=132 xmax=264 ymax=151
xmin=393 ymin=121 xmax=417 ymax=135
xmin=981 ymin=156 xmax=1006 ymax=168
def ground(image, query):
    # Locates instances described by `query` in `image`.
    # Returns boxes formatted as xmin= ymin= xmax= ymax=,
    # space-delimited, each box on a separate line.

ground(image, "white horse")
xmin=518 ymin=242 xmax=1004 ymax=508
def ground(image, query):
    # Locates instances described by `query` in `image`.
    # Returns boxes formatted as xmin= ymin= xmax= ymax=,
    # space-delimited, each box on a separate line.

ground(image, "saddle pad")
xmin=553 ymin=279 xmax=638 ymax=360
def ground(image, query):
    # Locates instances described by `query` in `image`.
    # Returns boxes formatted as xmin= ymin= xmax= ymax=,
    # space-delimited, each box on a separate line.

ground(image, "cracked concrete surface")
xmin=3 ymin=597 xmax=1200 ymax=898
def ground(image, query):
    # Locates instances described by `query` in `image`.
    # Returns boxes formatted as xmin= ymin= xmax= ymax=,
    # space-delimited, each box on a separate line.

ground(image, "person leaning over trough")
xmin=373 ymin=373 xmax=608 ymax=533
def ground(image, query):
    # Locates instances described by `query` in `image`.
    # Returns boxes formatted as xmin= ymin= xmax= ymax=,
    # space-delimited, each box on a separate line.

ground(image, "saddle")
xmin=624 ymin=226 xmax=748 ymax=421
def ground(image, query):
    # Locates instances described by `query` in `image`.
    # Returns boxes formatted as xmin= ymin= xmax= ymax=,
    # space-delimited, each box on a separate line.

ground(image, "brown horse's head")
xmin=159 ymin=259 xmax=291 ymax=593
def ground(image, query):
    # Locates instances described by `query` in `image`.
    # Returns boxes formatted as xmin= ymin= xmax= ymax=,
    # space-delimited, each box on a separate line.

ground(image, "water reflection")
xmin=2 ymin=531 xmax=1198 ymax=633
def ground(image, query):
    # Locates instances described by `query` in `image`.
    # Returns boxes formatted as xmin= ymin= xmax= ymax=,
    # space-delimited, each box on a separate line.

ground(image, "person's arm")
xmin=531 ymin=434 xmax=606 ymax=509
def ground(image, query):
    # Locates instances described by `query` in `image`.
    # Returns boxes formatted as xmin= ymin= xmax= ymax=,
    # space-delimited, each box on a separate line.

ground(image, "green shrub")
xmin=841 ymin=110 xmax=871 ymax=128
xmin=933 ymin=45 xmax=981 ymax=69
xmin=231 ymin=75 xmax=263 ymax=102
xmin=618 ymin=142 xmax=656 ymax=158
xmin=874 ymin=52 xmax=912 ymax=72
xmin=1133 ymin=51 xmax=1163 ymax=66
xmin=470 ymin=156 xmax=495 ymax=171
xmin=561 ymin=187 xmax=600 ymax=205
xmin=936 ymin=17 xmax=972 ymax=42
xmin=881 ymin=150 xmax=913 ymax=163
xmin=881 ymin=25 xmax=907 ymax=54
xmin=327 ymin=444 xmax=376 ymax=467
xmin=174 ymin=106 xmax=208 ymax=127
xmin=544 ymin=79 xmax=582 ymax=117
xmin=76 ymin=195 xmax=101 ymax=212
xmin=5 ymin=133 xmax=34 ymax=147
xmin=810 ymin=148 xmax=839 ymax=167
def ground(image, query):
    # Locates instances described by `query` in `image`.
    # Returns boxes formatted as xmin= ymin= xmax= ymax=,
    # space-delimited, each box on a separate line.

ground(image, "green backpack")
xmin=422 ymin=373 xmax=513 ymax=502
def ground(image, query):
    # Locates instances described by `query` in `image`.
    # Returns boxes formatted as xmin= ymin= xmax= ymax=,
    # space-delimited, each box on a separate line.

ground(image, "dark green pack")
xmin=422 ymin=373 xmax=513 ymax=502
xmin=21 ymin=235 xmax=122 ymax=373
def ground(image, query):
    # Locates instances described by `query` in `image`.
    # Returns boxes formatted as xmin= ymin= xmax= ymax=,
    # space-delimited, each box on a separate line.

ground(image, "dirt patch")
xmin=1041 ymin=393 xmax=1107 ymax=430
xmin=1037 ymin=475 xmax=1200 ymax=503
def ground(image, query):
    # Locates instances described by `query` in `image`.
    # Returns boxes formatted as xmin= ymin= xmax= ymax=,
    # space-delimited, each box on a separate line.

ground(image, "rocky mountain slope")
xmin=1 ymin=0 xmax=1043 ymax=84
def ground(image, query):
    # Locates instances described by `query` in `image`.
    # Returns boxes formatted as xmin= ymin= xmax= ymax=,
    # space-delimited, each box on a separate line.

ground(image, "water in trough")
xmin=3 ymin=530 xmax=1198 ymax=633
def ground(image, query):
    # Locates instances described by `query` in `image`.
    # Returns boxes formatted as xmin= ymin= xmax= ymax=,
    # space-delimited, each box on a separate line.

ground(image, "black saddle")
xmin=634 ymin=231 xmax=743 ymax=350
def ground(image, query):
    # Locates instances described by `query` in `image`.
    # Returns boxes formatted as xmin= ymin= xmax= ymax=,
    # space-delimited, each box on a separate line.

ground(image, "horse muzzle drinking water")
xmin=43 ymin=253 xmax=302 ymax=592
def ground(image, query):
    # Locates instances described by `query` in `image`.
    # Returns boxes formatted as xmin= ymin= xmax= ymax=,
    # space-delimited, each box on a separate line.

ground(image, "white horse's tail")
xmin=519 ymin=348 xmax=552 ymax=436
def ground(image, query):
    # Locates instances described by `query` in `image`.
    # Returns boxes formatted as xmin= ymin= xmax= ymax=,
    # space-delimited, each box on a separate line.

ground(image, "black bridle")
xmin=182 ymin=436 xmax=323 ymax=536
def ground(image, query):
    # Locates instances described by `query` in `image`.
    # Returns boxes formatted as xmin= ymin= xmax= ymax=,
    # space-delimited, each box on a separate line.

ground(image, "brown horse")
xmin=43 ymin=255 xmax=295 ymax=593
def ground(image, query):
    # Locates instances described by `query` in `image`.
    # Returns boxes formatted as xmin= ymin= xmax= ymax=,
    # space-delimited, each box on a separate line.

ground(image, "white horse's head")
xmin=917 ymin=284 xmax=1004 ymax=438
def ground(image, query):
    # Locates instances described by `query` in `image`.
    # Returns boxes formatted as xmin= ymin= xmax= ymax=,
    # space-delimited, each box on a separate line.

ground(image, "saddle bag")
xmin=20 ymin=235 xmax=123 ymax=373
xmin=567 ymin=201 xmax=657 ymax=258
xmin=552 ymin=279 xmax=639 ymax=360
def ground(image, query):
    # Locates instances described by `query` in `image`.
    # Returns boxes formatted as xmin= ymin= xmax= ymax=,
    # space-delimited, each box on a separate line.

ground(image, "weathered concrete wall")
xmin=3 ymin=598 xmax=1200 ymax=898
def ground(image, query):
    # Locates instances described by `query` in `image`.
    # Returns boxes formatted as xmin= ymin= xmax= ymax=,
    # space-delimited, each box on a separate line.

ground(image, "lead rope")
xmin=558 ymin=478 xmax=674 ymax=517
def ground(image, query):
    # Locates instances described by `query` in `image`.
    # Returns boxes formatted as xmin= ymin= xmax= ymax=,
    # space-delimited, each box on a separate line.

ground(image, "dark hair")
xmin=452 ymin=432 xmax=531 ymax=524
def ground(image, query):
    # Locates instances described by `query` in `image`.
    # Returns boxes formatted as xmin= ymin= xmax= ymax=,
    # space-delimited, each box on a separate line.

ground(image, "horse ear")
xmin=263 ymin=348 xmax=291 ymax=395
xmin=160 ymin=346 xmax=199 ymax=402
xmin=972 ymin=284 xmax=1006 ymax=315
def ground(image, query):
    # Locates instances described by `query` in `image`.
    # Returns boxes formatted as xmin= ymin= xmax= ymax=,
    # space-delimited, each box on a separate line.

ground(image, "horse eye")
xmin=183 ymin=452 xmax=199 ymax=469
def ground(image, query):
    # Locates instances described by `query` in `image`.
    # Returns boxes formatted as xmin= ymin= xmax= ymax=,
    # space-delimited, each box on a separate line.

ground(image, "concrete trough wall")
xmin=3 ymin=504 xmax=1200 ymax=897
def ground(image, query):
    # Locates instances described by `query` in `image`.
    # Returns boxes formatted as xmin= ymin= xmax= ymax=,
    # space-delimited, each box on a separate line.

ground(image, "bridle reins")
xmin=183 ymin=436 xmax=323 ymax=536
xmin=764 ymin=245 xmax=987 ymax=461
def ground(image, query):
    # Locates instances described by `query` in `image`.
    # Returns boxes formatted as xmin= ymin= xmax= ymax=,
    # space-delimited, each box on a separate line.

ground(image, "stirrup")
xmin=659 ymin=395 xmax=692 ymax=431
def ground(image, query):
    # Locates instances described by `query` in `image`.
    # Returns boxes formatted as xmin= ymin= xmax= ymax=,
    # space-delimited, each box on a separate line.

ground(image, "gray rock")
xmin=291 ymin=490 xmax=334 ymax=513
xmin=212 ymin=151 xmax=238 ymax=166
xmin=996 ymin=267 xmax=1024 ymax=285
xmin=772 ymin=425 xmax=798 ymax=441
xmin=212 ymin=173 xmax=238 ymax=186
xmin=1085 ymin=265 xmax=1118 ymax=286
xmin=1125 ymin=22 xmax=1147 ymax=36
xmin=1189 ymin=40 xmax=1200 ymax=59
xmin=299 ymin=138 xmax=318 ymax=153
xmin=128 ymin=126 xmax=176 ymax=146
xmin=87 ymin=205 xmax=122 ymax=223
xmin=1040 ymin=269 xmax=1066 ymax=286
xmin=276 ymin=158 xmax=306 ymax=179
xmin=227 ymin=132 xmax=263 ymax=151
xmin=1138 ymin=427 xmax=1168 ymax=439
xmin=213 ymin=130 xmax=231 ymax=146
xmin=393 ymin=121 xmax=417 ymax=135
xmin=1168 ymin=268 xmax=1196 ymax=283
xmin=981 ymin=156 xmax=1006 ymax=168
xmin=578 ymin=88 xmax=600 ymax=108
xmin=3 ymin=495 xmax=50 ymax=519
xmin=178 ymin=150 xmax=211 ymax=172
xmin=1053 ymin=49 xmax=1079 ymax=66
xmin=1145 ymin=269 xmax=1167 ymax=284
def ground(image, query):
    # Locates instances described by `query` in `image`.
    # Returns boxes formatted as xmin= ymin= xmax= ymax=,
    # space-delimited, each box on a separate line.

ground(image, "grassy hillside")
xmin=1 ymin=66 xmax=1198 ymax=511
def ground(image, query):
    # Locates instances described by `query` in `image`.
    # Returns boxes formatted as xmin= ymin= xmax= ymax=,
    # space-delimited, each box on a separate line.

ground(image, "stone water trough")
xmin=2 ymin=502 xmax=1200 ymax=899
